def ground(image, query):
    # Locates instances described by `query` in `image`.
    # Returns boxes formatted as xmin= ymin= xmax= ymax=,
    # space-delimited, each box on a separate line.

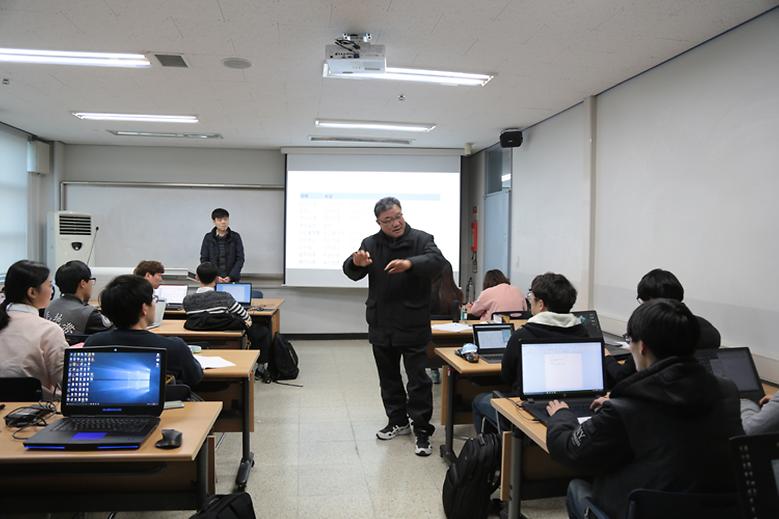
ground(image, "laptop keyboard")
xmin=52 ymin=416 xmax=160 ymax=434
xmin=524 ymin=399 xmax=594 ymax=419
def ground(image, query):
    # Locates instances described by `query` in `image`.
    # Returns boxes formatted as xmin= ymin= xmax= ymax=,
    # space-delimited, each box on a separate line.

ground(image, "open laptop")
xmin=472 ymin=323 xmax=515 ymax=363
xmin=694 ymin=347 xmax=765 ymax=403
xmin=155 ymin=284 xmax=189 ymax=309
xmin=24 ymin=346 xmax=166 ymax=450
xmin=145 ymin=299 xmax=166 ymax=330
xmin=216 ymin=282 xmax=252 ymax=308
xmin=519 ymin=338 xmax=606 ymax=425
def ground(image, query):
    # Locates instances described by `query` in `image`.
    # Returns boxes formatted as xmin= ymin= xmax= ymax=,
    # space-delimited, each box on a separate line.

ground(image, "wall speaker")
xmin=500 ymin=129 xmax=523 ymax=148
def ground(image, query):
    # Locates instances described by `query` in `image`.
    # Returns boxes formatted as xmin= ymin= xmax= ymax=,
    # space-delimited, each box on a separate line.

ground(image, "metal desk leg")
xmin=196 ymin=441 xmax=210 ymax=511
xmin=439 ymin=367 xmax=458 ymax=464
xmin=508 ymin=426 xmax=529 ymax=519
xmin=234 ymin=376 xmax=254 ymax=490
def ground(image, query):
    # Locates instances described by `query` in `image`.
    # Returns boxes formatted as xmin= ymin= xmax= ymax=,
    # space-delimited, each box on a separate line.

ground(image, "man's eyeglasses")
xmin=622 ymin=333 xmax=633 ymax=344
xmin=377 ymin=213 xmax=403 ymax=225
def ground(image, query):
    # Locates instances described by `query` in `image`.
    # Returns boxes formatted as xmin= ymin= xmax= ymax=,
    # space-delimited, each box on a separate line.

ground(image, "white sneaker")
xmin=376 ymin=422 xmax=411 ymax=440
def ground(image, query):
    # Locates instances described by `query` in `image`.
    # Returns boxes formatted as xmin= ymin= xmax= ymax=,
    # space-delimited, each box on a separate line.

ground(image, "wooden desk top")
xmin=198 ymin=349 xmax=259 ymax=379
xmin=0 ymin=401 xmax=222 ymax=463
xmin=165 ymin=298 xmax=284 ymax=317
xmin=492 ymin=397 xmax=548 ymax=452
xmin=150 ymin=320 xmax=244 ymax=337
xmin=435 ymin=347 xmax=502 ymax=375
xmin=431 ymin=319 xmax=527 ymax=337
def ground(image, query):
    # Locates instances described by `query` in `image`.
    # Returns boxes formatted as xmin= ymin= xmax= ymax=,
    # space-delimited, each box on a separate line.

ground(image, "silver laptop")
xmin=145 ymin=300 xmax=166 ymax=330
xmin=155 ymin=284 xmax=189 ymax=309
xmin=472 ymin=323 xmax=515 ymax=363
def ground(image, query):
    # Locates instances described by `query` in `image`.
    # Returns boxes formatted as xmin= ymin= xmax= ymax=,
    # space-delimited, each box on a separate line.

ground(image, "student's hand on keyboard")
xmin=590 ymin=396 xmax=610 ymax=411
xmin=546 ymin=400 xmax=569 ymax=416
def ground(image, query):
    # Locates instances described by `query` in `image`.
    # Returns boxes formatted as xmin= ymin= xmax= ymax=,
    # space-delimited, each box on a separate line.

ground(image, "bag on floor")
xmin=190 ymin=492 xmax=256 ymax=519
xmin=442 ymin=433 xmax=502 ymax=519
xmin=268 ymin=333 xmax=299 ymax=381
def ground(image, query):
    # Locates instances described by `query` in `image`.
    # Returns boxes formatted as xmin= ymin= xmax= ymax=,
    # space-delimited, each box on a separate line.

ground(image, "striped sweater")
xmin=182 ymin=288 xmax=251 ymax=327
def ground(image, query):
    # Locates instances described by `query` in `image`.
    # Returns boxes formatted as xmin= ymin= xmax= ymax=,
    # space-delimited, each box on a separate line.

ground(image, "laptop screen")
xmin=216 ymin=282 xmax=251 ymax=304
xmin=63 ymin=347 xmax=166 ymax=415
xmin=156 ymin=284 xmax=189 ymax=305
xmin=695 ymin=348 xmax=763 ymax=394
xmin=473 ymin=324 xmax=514 ymax=354
xmin=520 ymin=340 xmax=605 ymax=397
xmin=572 ymin=310 xmax=603 ymax=339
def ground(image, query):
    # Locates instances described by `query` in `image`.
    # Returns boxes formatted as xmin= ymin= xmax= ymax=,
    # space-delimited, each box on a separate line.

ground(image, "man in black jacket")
xmin=605 ymin=268 xmax=721 ymax=387
xmin=472 ymin=272 xmax=588 ymax=433
xmin=546 ymin=299 xmax=742 ymax=519
xmin=200 ymin=208 xmax=245 ymax=283
xmin=343 ymin=197 xmax=445 ymax=456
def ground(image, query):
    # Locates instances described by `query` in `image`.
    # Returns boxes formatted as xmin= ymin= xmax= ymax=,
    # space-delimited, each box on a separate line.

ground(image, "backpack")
xmin=442 ymin=433 xmax=502 ymax=519
xmin=185 ymin=312 xmax=245 ymax=331
xmin=189 ymin=492 xmax=256 ymax=519
xmin=267 ymin=334 xmax=300 ymax=381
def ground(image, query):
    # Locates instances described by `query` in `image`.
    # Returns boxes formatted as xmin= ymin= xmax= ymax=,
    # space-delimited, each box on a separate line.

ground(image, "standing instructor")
xmin=200 ymin=208 xmax=245 ymax=283
xmin=343 ymin=197 xmax=444 ymax=456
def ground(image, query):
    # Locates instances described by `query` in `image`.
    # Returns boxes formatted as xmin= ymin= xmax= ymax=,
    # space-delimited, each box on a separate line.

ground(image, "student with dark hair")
xmin=200 ymin=208 xmax=245 ymax=283
xmin=0 ymin=260 xmax=68 ymax=397
xmin=45 ymin=260 xmax=111 ymax=335
xmin=546 ymin=299 xmax=743 ymax=519
xmin=84 ymin=275 xmax=202 ymax=386
xmin=133 ymin=260 xmax=165 ymax=289
xmin=606 ymin=268 xmax=721 ymax=386
xmin=472 ymin=272 xmax=588 ymax=433
xmin=430 ymin=259 xmax=464 ymax=320
xmin=466 ymin=269 xmax=527 ymax=320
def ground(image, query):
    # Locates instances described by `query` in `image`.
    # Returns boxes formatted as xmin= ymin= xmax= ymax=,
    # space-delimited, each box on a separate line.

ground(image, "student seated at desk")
xmin=45 ymin=260 xmax=112 ymax=335
xmin=0 ymin=260 xmax=68 ymax=398
xmin=430 ymin=259 xmax=464 ymax=320
xmin=84 ymin=274 xmax=203 ymax=386
xmin=605 ymin=268 xmax=721 ymax=387
xmin=741 ymin=391 xmax=779 ymax=434
xmin=466 ymin=269 xmax=527 ymax=321
xmin=134 ymin=259 xmax=165 ymax=290
xmin=546 ymin=299 xmax=742 ymax=519
xmin=472 ymin=272 xmax=587 ymax=433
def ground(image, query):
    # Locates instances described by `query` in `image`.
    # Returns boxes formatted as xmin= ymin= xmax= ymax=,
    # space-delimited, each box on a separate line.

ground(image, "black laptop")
xmin=215 ymin=282 xmax=252 ymax=309
xmin=519 ymin=338 xmax=606 ymax=425
xmin=472 ymin=323 xmax=515 ymax=363
xmin=694 ymin=347 xmax=765 ymax=403
xmin=24 ymin=346 xmax=166 ymax=450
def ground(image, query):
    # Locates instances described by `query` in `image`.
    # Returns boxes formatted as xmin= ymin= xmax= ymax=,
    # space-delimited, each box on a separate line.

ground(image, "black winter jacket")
xmin=200 ymin=227 xmax=245 ymax=282
xmin=343 ymin=225 xmax=444 ymax=346
xmin=547 ymin=356 xmax=743 ymax=519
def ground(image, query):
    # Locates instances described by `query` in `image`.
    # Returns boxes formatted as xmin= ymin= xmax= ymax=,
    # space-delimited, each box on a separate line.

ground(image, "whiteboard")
xmin=64 ymin=183 xmax=284 ymax=275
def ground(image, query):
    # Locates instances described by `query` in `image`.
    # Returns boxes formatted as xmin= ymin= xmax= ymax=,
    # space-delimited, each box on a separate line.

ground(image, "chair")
xmin=625 ymin=489 xmax=740 ymax=519
xmin=492 ymin=310 xmax=531 ymax=322
xmin=0 ymin=377 xmax=43 ymax=401
xmin=65 ymin=333 xmax=90 ymax=345
xmin=731 ymin=433 xmax=779 ymax=519
xmin=250 ymin=288 xmax=264 ymax=299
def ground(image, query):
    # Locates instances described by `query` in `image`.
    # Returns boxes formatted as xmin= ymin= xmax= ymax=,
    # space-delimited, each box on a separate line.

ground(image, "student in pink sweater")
xmin=466 ymin=269 xmax=527 ymax=320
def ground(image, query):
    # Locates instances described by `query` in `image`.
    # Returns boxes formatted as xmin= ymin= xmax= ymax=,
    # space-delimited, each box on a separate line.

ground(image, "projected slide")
xmin=286 ymin=170 xmax=460 ymax=287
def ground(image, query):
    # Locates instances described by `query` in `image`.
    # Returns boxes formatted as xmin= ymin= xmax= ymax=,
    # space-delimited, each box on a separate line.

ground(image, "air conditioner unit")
xmin=47 ymin=211 xmax=95 ymax=271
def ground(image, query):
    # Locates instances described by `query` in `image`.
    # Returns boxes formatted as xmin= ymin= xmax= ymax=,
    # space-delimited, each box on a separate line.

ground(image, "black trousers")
xmin=246 ymin=323 xmax=271 ymax=364
xmin=372 ymin=341 xmax=434 ymax=436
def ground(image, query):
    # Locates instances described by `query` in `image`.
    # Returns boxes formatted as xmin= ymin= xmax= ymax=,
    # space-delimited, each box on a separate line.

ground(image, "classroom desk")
xmin=150 ymin=319 xmax=248 ymax=349
xmin=0 ymin=401 xmax=221 ymax=514
xmin=166 ymin=298 xmax=284 ymax=337
xmin=195 ymin=349 xmax=259 ymax=491
xmin=429 ymin=320 xmax=527 ymax=366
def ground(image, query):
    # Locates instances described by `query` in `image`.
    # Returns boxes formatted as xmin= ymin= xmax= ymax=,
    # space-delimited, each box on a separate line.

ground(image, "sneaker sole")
xmin=415 ymin=447 xmax=432 ymax=456
xmin=376 ymin=426 xmax=411 ymax=441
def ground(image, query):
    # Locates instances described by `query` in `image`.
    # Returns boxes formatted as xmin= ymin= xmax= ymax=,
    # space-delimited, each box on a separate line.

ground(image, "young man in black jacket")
xmin=605 ymin=268 xmax=721 ymax=387
xmin=343 ymin=197 xmax=445 ymax=456
xmin=200 ymin=208 xmax=245 ymax=283
xmin=472 ymin=272 xmax=588 ymax=433
xmin=546 ymin=299 xmax=742 ymax=519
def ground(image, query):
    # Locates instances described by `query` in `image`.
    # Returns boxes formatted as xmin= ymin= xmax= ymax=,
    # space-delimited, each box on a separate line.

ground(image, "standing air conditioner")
xmin=47 ymin=211 xmax=95 ymax=271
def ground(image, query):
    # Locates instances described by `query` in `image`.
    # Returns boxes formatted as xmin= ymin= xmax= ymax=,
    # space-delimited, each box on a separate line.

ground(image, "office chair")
xmin=731 ymin=433 xmax=779 ymax=519
xmin=625 ymin=489 xmax=739 ymax=519
xmin=250 ymin=288 xmax=264 ymax=299
xmin=0 ymin=377 xmax=43 ymax=401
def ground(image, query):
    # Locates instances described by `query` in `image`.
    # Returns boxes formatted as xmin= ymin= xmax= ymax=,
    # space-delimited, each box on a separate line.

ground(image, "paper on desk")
xmin=431 ymin=322 xmax=472 ymax=332
xmin=195 ymin=356 xmax=236 ymax=369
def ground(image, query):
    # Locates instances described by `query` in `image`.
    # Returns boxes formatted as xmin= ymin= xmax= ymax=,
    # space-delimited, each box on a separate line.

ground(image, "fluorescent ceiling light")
xmin=109 ymin=130 xmax=221 ymax=139
xmin=323 ymin=63 xmax=493 ymax=86
xmin=0 ymin=48 xmax=150 ymax=68
xmin=309 ymin=135 xmax=413 ymax=145
xmin=73 ymin=112 xmax=198 ymax=123
xmin=315 ymin=119 xmax=435 ymax=133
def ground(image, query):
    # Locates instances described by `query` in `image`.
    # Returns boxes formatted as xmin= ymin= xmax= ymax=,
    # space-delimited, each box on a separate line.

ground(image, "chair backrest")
xmin=0 ymin=377 xmax=43 ymax=401
xmin=65 ymin=333 xmax=90 ymax=346
xmin=250 ymin=289 xmax=264 ymax=299
xmin=627 ymin=489 xmax=740 ymax=519
xmin=731 ymin=433 xmax=779 ymax=519
xmin=493 ymin=310 xmax=531 ymax=322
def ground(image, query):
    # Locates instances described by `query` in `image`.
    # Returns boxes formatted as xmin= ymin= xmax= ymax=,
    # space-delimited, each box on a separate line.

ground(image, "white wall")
xmin=0 ymin=124 xmax=29 ymax=274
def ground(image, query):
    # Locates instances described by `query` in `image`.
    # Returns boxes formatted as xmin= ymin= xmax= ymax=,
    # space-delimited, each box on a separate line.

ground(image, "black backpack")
xmin=190 ymin=492 xmax=256 ymax=519
xmin=267 ymin=334 xmax=299 ymax=381
xmin=442 ymin=433 xmax=502 ymax=519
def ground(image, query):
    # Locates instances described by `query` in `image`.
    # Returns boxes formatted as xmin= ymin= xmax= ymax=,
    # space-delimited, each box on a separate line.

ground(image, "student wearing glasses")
xmin=45 ymin=260 xmax=112 ymax=335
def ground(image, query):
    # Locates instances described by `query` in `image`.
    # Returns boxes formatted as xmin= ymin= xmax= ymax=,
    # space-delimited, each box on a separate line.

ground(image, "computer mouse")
xmin=463 ymin=352 xmax=479 ymax=363
xmin=155 ymin=428 xmax=183 ymax=449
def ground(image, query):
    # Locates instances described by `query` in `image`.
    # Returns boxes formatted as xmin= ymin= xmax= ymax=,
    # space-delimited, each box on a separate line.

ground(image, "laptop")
xmin=145 ymin=299 xmax=166 ymax=330
xmin=518 ymin=338 xmax=606 ymax=425
xmin=216 ymin=282 xmax=252 ymax=308
xmin=694 ymin=347 xmax=765 ymax=403
xmin=155 ymin=284 xmax=189 ymax=309
xmin=24 ymin=346 xmax=166 ymax=450
xmin=472 ymin=323 xmax=515 ymax=363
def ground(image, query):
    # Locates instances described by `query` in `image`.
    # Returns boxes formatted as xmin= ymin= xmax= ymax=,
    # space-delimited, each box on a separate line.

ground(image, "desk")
xmin=196 ymin=349 xmax=259 ymax=490
xmin=166 ymin=298 xmax=284 ymax=337
xmin=0 ymin=401 xmax=221 ymax=514
xmin=150 ymin=319 xmax=247 ymax=349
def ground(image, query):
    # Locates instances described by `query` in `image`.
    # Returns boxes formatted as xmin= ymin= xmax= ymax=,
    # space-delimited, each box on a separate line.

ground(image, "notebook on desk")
xmin=24 ymin=346 xmax=166 ymax=450
xmin=216 ymin=282 xmax=252 ymax=308
xmin=694 ymin=347 xmax=765 ymax=403
xmin=155 ymin=284 xmax=190 ymax=309
xmin=518 ymin=338 xmax=606 ymax=425
xmin=472 ymin=323 xmax=515 ymax=363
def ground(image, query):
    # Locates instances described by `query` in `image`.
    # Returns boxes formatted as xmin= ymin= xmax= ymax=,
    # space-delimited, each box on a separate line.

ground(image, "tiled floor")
xmin=14 ymin=340 xmax=567 ymax=519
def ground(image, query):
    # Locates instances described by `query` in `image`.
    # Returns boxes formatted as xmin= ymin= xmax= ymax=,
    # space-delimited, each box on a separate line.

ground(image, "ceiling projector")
xmin=325 ymin=33 xmax=385 ymax=74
